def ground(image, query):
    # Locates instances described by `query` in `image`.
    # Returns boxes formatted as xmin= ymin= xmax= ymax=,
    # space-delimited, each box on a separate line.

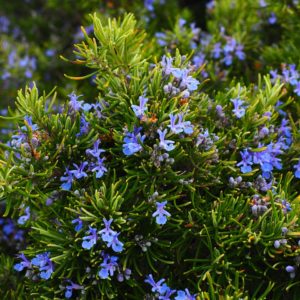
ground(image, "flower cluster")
xmin=145 ymin=274 xmax=196 ymax=300
xmin=14 ymin=252 xmax=54 ymax=280
xmin=81 ymin=218 xmax=124 ymax=253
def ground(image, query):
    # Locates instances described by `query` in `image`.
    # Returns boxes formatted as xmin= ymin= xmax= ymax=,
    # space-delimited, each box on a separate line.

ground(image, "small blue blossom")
xmin=123 ymin=127 xmax=146 ymax=156
xmin=131 ymin=96 xmax=148 ymax=118
xmin=237 ymin=149 xmax=253 ymax=173
xmin=158 ymin=129 xmax=175 ymax=151
xmin=107 ymin=232 xmax=124 ymax=252
xmin=175 ymin=289 xmax=197 ymax=300
xmin=31 ymin=252 xmax=54 ymax=280
xmin=90 ymin=157 xmax=107 ymax=179
xmin=159 ymin=286 xmax=177 ymax=300
xmin=68 ymin=92 xmax=91 ymax=112
xmin=161 ymin=55 xmax=174 ymax=75
xmin=268 ymin=12 xmax=277 ymax=24
xmin=145 ymin=274 xmax=166 ymax=293
xmin=82 ymin=226 xmax=98 ymax=250
xmin=168 ymin=113 xmax=194 ymax=135
xmin=76 ymin=116 xmax=89 ymax=137
xmin=152 ymin=201 xmax=171 ymax=225
xmin=86 ymin=139 xmax=105 ymax=159
xmin=65 ymin=280 xmax=83 ymax=299
xmin=71 ymin=217 xmax=83 ymax=232
xmin=70 ymin=162 xmax=88 ymax=179
xmin=294 ymin=159 xmax=300 ymax=178
xmin=98 ymin=253 xmax=119 ymax=279
xmin=14 ymin=253 xmax=31 ymax=272
xmin=17 ymin=206 xmax=30 ymax=225
xmin=231 ymin=97 xmax=247 ymax=118
xmin=98 ymin=218 xmax=116 ymax=242
xmin=60 ymin=167 xmax=74 ymax=191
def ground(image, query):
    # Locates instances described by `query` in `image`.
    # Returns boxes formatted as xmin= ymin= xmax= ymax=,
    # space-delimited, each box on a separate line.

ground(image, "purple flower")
xmin=14 ymin=253 xmax=31 ymax=272
xmin=82 ymin=226 xmax=98 ymax=250
xmin=68 ymin=92 xmax=91 ymax=112
xmin=212 ymin=42 xmax=222 ymax=59
xmin=293 ymin=81 xmax=300 ymax=96
xmin=237 ymin=149 xmax=253 ymax=173
xmin=176 ymin=69 xmax=200 ymax=91
xmin=294 ymin=159 xmax=300 ymax=178
xmin=98 ymin=218 xmax=116 ymax=242
xmin=107 ymin=232 xmax=124 ymax=252
xmin=145 ymin=274 xmax=166 ymax=293
xmin=86 ymin=140 xmax=105 ymax=159
xmin=65 ymin=280 xmax=83 ymax=299
xmin=70 ymin=162 xmax=88 ymax=179
xmin=60 ymin=168 xmax=74 ymax=191
xmin=175 ymin=289 xmax=197 ymax=300
xmin=231 ymin=98 xmax=247 ymax=118
xmin=17 ymin=207 xmax=30 ymax=225
xmin=98 ymin=253 xmax=119 ymax=279
xmin=152 ymin=201 xmax=171 ymax=225
xmin=159 ymin=286 xmax=177 ymax=300
xmin=168 ymin=113 xmax=194 ymax=135
xmin=90 ymin=157 xmax=107 ymax=178
xmin=161 ymin=55 xmax=174 ymax=75
xmin=123 ymin=127 xmax=146 ymax=156
xmin=235 ymin=44 xmax=246 ymax=60
xmin=76 ymin=116 xmax=89 ymax=137
xmin=131 ymin=96 xmax=148 ymax=118
xmin=158 ymin=129 xmax=175 ymax=151
xmin=268 ymin=12 xmax=277 ymax=24
xmin=31 ymin=252 xmax=54 ymax=280
xmin=71 ymin=217 xmax=83 ymax=232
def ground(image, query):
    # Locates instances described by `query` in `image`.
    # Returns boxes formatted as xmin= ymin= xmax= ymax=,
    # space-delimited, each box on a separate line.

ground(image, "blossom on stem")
xmin=152 ymin=201 xmax=171 ymax=225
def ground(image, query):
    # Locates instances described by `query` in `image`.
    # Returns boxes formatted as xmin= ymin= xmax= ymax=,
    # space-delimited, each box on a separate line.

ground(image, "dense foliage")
xmin=1 ymin=1 xmax=300 ymax=299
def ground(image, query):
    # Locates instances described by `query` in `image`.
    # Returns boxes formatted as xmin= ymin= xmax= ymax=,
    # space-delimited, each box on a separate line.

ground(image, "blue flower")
xmin=70 ymin=162 xmax=88 ymax=179
xmin=212 ymin=42 xmax=222 ymax=59
xmin=82 ymin=226 xmax=98 ymax=250
xmin=145 ymin=274 xmax=166 ymax=293
xmin=294 ymin=159 xmax=300 ymax=179
xmin=168 ymin=113 xmax=194 ymax=135
xmin=268 ymin=12 xmax=277 ymax=24
xmin=123 ymin=127 xmax=146 ymax=156
xmin=131 ymin=96 xmax=148 ymax=118
xmin=231 ymin=97 xmax=247 ymax=118
xmin=237 ymin=149 xmax=253 ymax=173
xmin=14 ymin=253 xmax=31 ymax=272
xmin=90 ymin=157 xmax=107 ymax=178
xmin=76 ymin=116 xmax=89 ymax=137
xmin=31 ymin=252 xmax=54 ymax=280
xmin=86 ymin=140 xmax=105 ymax=159
xmin=68 ymin=92 xmax=91 ymax=112
xmin=71 ymin=217 xmax=83 ymax=232
xmin=60 ymin=168 xmax=74 ymax=191
xmin=175 ymin=289 xmax=196 ymax=300
xmin=17 ymin=206 xmax=30 ymax=225
xmin=98 ymin=218 xmax=116 ymax=242
xmin=107 ymin=232 xmax=124 ymax=252
xmin=64 ymin=280 xmax=83 ymax=299
xmin=152 ymin=201 xmax=171 ymax=225
xmin=161 ymin=55 xmax=174 ymax=75
xmin=159 ymin=286 xmax=177 ymax=300
xmin=158 ymin=129 xmax=175 ymax=151
xmin=98 ymin=253 xmax=119 ymax=279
